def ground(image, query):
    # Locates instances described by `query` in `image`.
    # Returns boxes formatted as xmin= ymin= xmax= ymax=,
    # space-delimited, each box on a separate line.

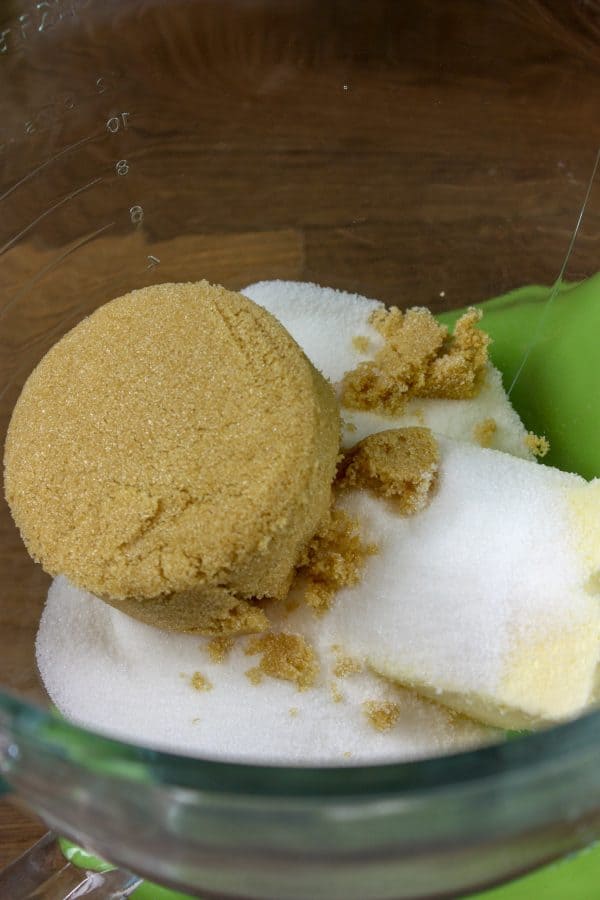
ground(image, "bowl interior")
xmin=1 ymin=5 xmax=600 ymax=897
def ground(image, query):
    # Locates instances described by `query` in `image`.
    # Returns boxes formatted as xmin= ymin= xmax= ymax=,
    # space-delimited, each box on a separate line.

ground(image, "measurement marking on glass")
xmin=115 ymin=159 xmax=129 ymax=176
xmin=0 ymin=0 xmax=91 ymax=54
xmin=106 ymin=112 xmax=130 ymax=133
xmin=129 ymin=205 xmax=144 ymax=225
xmin=0 ymin=175 xmax=103 ymax=257
xmin=146 ymin=255 xmax=160 ymax=269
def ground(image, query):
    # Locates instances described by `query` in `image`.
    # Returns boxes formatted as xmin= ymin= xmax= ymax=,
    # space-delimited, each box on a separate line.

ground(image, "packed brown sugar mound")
xmin=4 ymin=281 xmax=340 ymax=634
xmin=341 ymin=306 xmax=489 ymax=415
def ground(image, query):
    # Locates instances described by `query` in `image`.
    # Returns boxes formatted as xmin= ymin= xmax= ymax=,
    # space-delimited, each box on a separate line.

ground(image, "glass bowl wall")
xmin=1 ymin=2 xmax=600 ymax=897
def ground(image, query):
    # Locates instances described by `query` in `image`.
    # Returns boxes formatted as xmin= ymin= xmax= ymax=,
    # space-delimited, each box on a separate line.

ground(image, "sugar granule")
xmin=473 ymin=417 xmax=497 ymax=448
xmin=245 ymin=632 xmax=318 ymax=690
xmin=332 ymin=650 xmax=363 ymax=678
xmin=525 ymin=432 xmax=550 ymax=457
xmin=363 ymin=700 xmax=401 ymax=732
xmin=245 ymin=667 xmax=264 ymax=686
xmin=330 ymin=683 xmax=344 ymax=703
xmin=206 ymin=636 xmax=235 ymax=664
xmin=190 ymin=671 xmax=212 ymax=692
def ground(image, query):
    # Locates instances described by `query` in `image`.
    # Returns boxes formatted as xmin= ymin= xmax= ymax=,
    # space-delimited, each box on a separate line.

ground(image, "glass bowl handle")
xmin=0 ymin=831 xmax=142 ymax=899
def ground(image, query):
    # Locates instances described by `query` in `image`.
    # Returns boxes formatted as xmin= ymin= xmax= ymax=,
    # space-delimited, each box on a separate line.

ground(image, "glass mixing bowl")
xmin=1 ymin=1 xmax=600 ymax=897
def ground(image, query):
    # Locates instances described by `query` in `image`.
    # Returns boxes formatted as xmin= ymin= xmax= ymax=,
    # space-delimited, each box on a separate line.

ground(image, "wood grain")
xmin=0 ymin=799 xmax=46 ymax=869
xmin=1 ymin=0 xmax=599 ymax=870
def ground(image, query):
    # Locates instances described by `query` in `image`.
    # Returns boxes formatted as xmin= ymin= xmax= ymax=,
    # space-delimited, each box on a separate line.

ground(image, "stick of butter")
xmin=329 ymin=436 xmax=600 ymax=729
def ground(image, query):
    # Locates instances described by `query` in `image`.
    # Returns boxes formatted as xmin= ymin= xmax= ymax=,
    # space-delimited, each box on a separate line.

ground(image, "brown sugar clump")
xmin=332 ymin=648 xmax=363 ymax=678
xmin=333 ymin=657 xmax=363 ymax=678
xmin=473 ymin=417 xmax=497 ymax=448
xmin=420 ymin=308 xmax=489 ymax=399
xmin=363 ymin=700 xmax=401 ymax=732
xmin=337 ymin=428 xmax=439 ymax=515
xmin=4 ymin=281 xmax=340 ymax=636
xmin=205 ymin=636 xmax=235 ymax=664
xmin=341 ymin=306 xmax=489 ymax=415
xmin=296 ymin=508 xmax=377 ymax=612
xmin=245 ymin=632 xmax=318 ymax=690
xmin=190 ymin=671 xmax=212 ymax=692
xmin=330 ymin=683 xmax=344 ymax=703
xmin=525 ymin=432 xmax=550 ymax=458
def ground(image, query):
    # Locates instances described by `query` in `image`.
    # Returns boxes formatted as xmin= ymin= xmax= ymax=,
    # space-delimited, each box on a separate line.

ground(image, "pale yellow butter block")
xmin=327 ymin=436 xmax=600 ymax=729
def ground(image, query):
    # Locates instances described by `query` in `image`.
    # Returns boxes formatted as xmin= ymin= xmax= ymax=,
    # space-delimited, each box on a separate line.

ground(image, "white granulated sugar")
xmin=37 ymin=576 xmax=494 ymax=763
xmin=243 ymin=280 xmax=531 ymax=457
xmin=242 ymin=280 xmax=384 ymax=384
xmin=326 ymin=437 xmax=600 ymax=729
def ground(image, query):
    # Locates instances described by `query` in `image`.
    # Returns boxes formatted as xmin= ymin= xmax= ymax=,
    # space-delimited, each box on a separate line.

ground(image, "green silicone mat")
xmin=59 ymin=837 xmax=600 ymax=900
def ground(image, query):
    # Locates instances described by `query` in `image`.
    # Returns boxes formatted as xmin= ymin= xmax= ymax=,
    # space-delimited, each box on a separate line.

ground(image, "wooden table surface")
xmin=1 ymin=0 xmax=600 ymax=875
xmin=0 ymin=800 xmax=45 ymax=869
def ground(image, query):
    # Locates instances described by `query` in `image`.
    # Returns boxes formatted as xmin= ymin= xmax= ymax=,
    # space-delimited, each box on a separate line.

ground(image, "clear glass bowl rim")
xmin=3 ymin=688 xmax=600 ymax=799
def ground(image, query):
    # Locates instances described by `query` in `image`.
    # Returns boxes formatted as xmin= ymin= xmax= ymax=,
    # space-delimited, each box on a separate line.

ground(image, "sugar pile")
xmin=243 ymin=280 xmax=532 ymax=457
xmin=36 ymin=280 xmax=544 ymax=763
xmin=37 ymin=576 xmax=494 ymax=763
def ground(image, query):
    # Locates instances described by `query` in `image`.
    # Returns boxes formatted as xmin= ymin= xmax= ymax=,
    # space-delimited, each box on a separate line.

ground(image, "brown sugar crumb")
xmin=473 ymin=417 xmax=497 ymax=448
xmin=296 ymin=508 xmax=377 ymax=612
xmin=343 ymin=420 xmax=357 ymax=435
xmin=190 ymin=671 xmax=212 ymax=692
xmin=337 ymin=428 xmax=439 ymax=515
xmin=363 ymin=700 xmax=401 ymax=732
xmin=205 ymin=636 xmax=235 ymax=664
xmin=289 ymin=707 xmax=299 ymax=718
xmin=245 ymin=632 xmax=318 ymax=690
xmin=332 ymin=651 xmax=363 ymax=678
xmin=341 ymin=306 xmax=489 ymax=415
xmin=245 ymin=667 xmax=264 ymax=686
xmin=352 ymin=335 xmax=371 ymax=353
xmin=330 ymin=682 xmax=344 ymax=703
xmin=525 ymin=432 xmax=550 ymax=458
